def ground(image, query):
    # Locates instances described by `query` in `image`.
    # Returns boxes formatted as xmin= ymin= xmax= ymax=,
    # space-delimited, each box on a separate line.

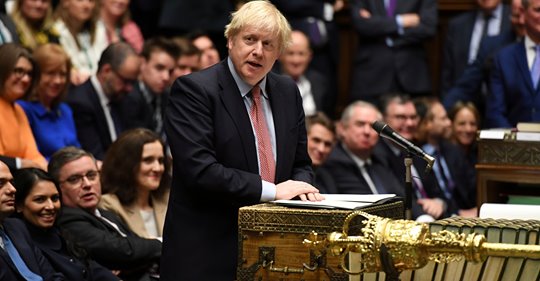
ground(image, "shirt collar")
xmin=227 ymin=57 xmax=269 ymax=99
xmin=91 ymin=75 xmax=111 ymax=107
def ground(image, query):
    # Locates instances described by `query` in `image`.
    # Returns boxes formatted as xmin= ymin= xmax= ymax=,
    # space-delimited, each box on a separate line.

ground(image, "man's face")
xmin=427 ymin=102 xmax=452 ymax=139
xmin=307 ymin=124 xmax=335 ymax=166
xmin=173 ymin=54 xmax=200 ymax=78
xmin=227 ymin=26 xmax=281 ymax=86
xmin=102 ymin=55 xmax=141 ymax=101
xmin=0 ymin=162 xmax=16 ymax=219
xmin=477 ymin=0 xmax=501 ymax=11
xmin=512 ymin=0 xmax=526 ymax=36
xmin=279 ymin=31 xmax=311 ymax=80
xmin=193 ymin=36 xmax=220 ymax=69
xmin=340 ymin=106 xmax=380 ymax=157
xmin=57 ymin=156 xmax=101 ymax=212
xmin=140 ymin=51 xmax=175 ymax=94
xmin=524 ymin=0 xmax=540 ymax=42
xmin=384 ymin=101 xmax=419 ymax=141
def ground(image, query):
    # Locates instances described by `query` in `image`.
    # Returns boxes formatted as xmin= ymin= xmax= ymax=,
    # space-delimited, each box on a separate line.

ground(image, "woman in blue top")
xmin=18 ymin=43 xmax=80 ymax=160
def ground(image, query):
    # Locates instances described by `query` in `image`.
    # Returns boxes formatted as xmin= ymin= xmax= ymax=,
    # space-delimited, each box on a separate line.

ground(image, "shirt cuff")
xmin=15 ymin=158 xmax=21 ymax=169
xmin=260 ymin=180 xmax=277 ymax=202
xmin=396 ymin=15 xmax=405 ymax=35
xmin=323 ymin=3 xmax=334 ymax=21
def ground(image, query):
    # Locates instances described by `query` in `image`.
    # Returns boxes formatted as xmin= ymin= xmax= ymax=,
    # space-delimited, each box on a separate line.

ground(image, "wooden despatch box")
xmin=236 ymin=200 xmax=404 ymax=281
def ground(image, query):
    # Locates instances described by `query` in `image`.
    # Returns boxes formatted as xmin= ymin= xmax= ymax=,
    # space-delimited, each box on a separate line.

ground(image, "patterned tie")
xmin=386 ymin=0 xmax=397 ymax=17
xmin=365 ymin=161 xmax=386 ymax=194
xmin=0 ymin=229 xmax=43 ymax=281
xmin=249 ymin=85 xmax=275 ymax=183
xmin=531 ymin=45 xmax=540 ymax=89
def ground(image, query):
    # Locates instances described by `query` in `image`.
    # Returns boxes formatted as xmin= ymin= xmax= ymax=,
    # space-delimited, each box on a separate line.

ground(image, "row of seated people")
xmin=0 ymin=128 xmax=167 ymax=280
xmin=0 ymin=0 xmax=220 ymax=85
xmin=0 ymin=35 xmax=201 ymax=169
xmin=307 ymin=94 xmax=479 ymax=222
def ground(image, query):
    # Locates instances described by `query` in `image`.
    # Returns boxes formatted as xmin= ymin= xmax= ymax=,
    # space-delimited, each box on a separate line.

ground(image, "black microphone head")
xmin=371 ymin=120 xmax=386 ymax=134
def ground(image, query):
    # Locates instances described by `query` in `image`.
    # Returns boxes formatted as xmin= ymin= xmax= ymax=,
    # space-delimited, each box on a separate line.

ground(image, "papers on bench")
xmin=271 ymin=194 xmax=396 ymax=210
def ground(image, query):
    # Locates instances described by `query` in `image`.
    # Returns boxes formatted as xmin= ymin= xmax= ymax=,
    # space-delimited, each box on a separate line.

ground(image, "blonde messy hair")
xmin=224 ymin=0 xmax=291 ymax=53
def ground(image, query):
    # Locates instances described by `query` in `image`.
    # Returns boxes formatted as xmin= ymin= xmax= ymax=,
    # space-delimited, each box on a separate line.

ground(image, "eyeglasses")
xmin=112 ymin=69 xmax=137 ymax=86
xmin=388 ymin=114 xmax=419 ymax=122
xmin=12 ymin=67 xmax=33 ymax=79
xmin=59 ymin=170 xmax=99 ymax=186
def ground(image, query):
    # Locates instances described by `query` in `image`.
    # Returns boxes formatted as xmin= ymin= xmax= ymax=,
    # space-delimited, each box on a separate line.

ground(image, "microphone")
xmin=371 ymin=120 xmax=435 ymax=171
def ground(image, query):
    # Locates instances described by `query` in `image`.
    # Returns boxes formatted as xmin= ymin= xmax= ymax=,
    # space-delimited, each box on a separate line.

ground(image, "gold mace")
xmin=303 ymin=211 xmax=540 ymax=274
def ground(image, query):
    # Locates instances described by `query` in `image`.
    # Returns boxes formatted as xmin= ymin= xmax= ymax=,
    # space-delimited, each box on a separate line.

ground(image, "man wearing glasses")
xmin=373 ymin=93 xmax=449 ymax=221
xmin=48 ymin=147 xmax=162 ymax=281
xmin=66 ymin=42 xmax=141 ymax=160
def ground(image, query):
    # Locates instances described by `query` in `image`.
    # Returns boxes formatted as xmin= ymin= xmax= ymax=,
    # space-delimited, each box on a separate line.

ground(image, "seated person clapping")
xmin=13 ymin=167 xmax=119 ymax=281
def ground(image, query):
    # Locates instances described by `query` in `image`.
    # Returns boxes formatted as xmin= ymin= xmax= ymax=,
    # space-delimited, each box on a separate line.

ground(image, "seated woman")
xmin=0 ymin=43 xmax=46 ymax=171
xmin=53 ymin=0 xmax=108 ymax=85
xmin=17 ymin=43 xmax=80 ymax=160
xmin=99 ymin=0 xmax=144 ymax=53
xmin=10 ymin=0 xmax=59 ymax=50
xmin=100 ymin=128 xmax=170 ymax=239
xmin=13 ymin=168 xmax=119 ymax=281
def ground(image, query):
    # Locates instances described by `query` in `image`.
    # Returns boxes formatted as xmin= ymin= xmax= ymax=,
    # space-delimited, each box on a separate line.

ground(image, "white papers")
xmin=479 ymin=203 xmax=540 ymax=220
xmin=479 ymin=130 xmax=507 ymax=140
xmin=271 ymin=194 xmax=396 ymax=210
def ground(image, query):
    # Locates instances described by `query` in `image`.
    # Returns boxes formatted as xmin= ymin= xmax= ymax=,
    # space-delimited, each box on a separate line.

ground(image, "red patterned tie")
xmin=249 ymin=85 xmax=275 ymax=183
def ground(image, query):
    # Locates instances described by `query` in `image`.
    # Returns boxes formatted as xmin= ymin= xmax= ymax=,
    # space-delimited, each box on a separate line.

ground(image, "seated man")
xmin=319 ymin=101 xmax=403 ymax=196
xmin=305 ymin=112 xmax=337 ymax=193
xmin=0 ymin=160 xmax=62 ymax=280
xmin=48 ymin=147 xmax=162 ymax=280
xmin=374 ymin=93 xmax=449 ymax=220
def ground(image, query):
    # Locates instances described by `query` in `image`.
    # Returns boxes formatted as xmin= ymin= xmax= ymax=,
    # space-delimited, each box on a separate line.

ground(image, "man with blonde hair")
xmin=161 ymin=1 xmax=322 ymax=280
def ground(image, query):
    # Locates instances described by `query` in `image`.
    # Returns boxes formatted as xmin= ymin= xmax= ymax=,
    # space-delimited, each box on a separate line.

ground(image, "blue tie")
xmin=531 ymin=45 xmax=540 ymax=89
xmin=0 ymin=229 xmax=43 ymax=281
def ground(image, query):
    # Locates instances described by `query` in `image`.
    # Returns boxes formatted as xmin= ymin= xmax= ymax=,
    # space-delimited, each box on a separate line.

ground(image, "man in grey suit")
xmin=161 ymin=1 xmax=323 ymax=280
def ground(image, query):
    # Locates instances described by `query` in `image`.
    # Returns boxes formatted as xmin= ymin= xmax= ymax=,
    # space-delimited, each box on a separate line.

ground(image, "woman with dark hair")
xmin=13 ymin=168 xmax=119 ymax=281
xmin=17 ymin=43 xmax=80 ymax=160
xmin=0 ymin=43 xmax=46 ymax=171
xmin=100 ymin=128 xmax=170 ymax=239
xmin=449 ymin=101 xmax=480 ymax=167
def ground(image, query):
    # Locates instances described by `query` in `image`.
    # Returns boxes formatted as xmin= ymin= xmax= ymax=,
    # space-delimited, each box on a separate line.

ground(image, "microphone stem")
xmin=404 ymin=153 xmax=413 ymax=220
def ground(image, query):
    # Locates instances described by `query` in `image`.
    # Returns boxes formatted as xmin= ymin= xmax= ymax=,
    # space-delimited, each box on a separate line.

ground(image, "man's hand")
xmin=400 ymin=13 xmax=420 ymax=28
xmin=275 ymin=180 xmax=324 ymax=201
xmin=417 ymin=198 xmax=445 ymax=219
xmin=359 ymin=9 xmax=371 ymax=18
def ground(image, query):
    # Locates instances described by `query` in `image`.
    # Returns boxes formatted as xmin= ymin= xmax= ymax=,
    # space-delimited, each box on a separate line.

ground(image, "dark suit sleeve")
xmin=289 ymin=84 xmax=314 ymax=184
xmin=4 ymin=219 xmax=64 ymax=281
xmin=486 ymin=51 xmax=512 ymax=128
xmin=0 ymin=155 xmax=16 ymax=170
xmin=58 ymin=209 xmax=161 ymax=270
xmin=350 ymin=0 xmax=437 ymax=46
xmin=271 ymin=0 xmax=325 ymax=18
xmin=165 ymin=76 xmax=263 ymax=205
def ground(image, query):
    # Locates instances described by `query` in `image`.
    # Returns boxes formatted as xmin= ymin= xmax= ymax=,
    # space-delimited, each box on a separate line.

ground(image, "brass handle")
xmin=261 ymin=253 xmax=320 ymax=274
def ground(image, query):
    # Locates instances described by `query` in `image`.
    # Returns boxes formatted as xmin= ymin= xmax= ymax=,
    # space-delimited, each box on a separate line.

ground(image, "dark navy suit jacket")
xmin=487 ymin=40 xmax=540 ymax=127
xmin=0 ymin=218 xmax=63 ymax=281
xmin=161 ymin=59 xmax=313 ymax=281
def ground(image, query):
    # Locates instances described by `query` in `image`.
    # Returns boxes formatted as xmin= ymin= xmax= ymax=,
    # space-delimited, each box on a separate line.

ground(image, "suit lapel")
xmin=515 ymin=43 xmax=535 ymax=93
xmin=266 ymin=74 xmax=284 ymax=182
xmin=87 ymin=82 xmax=113 ymax=145
xmin=217 ymin=62 xmax=258 ymax=173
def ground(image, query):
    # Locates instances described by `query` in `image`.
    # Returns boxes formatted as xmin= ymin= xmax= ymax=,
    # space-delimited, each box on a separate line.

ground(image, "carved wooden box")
xmin=236 ymin=201 xmax=404 ymax=281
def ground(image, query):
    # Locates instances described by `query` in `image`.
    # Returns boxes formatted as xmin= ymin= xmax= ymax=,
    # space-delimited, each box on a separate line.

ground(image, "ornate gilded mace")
xmin=303 ymin=211 xmax=540 ymax=274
